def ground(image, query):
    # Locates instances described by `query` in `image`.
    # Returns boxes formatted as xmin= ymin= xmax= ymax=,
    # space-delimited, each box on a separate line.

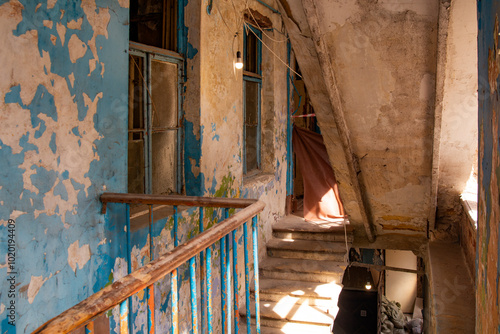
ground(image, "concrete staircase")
xmin=241 ymin=215 xmax=353 ymax=333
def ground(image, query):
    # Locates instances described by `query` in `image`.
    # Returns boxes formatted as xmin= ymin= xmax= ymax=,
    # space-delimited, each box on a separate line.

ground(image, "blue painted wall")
xmin=477 ymin=0 xmax=500 ymax=331
xmin=0 ymin=0 xmax=129 ymax=332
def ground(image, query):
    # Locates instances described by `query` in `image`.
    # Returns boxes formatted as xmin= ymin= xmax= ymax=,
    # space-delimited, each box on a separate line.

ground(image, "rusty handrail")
xmin=100 ymin=192 xmax=259 ymax=213
xmin=33 ymin=199 xmax=265 ymax=333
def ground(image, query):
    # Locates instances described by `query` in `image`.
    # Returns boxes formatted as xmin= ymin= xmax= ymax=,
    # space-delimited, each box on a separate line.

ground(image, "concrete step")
xmin=240 ymin=300 xmax=334 ymax=331
xmin=260 ymin=257 xmax=346 ymax=283
xmin=273 ymin=215 xmax=353 ymax=242
xmin=251 ymin=278 xmax=342 ymax=309
xmin=267 ymin=238 xmax=348 ymax=261
xmin=239 ymin=321 xmax=332 ymax=334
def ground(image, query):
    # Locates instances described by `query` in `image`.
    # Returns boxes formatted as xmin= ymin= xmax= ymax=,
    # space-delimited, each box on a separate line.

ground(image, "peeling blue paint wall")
xmin=0 ymin=0 xmax=129 ymax=332
xmin=477 ymin=0 xmax=500 ymax=331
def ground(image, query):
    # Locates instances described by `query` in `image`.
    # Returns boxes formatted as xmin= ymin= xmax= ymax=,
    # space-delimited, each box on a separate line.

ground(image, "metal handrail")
xmin=33 ymin=195 xmax=265 ymax=334
xmin=100 ymin=192 xmax=260 ymax=213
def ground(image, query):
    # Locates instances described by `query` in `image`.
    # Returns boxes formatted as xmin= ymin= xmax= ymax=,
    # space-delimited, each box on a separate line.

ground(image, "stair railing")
xmin=33 ymin=193 xmax=265 ymax=334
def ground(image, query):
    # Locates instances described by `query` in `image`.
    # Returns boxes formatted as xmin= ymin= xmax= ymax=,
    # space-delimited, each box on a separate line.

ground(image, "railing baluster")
xmin=147 ymin=205 xmax=155 ymax=334
xmin=243 ymin=221 xmax=251 ymax=334
xmin=225 ymin=208 xmax=232 ymax=334
xmin=120 ymin=300 xmax=129 ymax=334
xmin=125 ymin=204 xmax=133 ymax=334
xmin=190 ymin=256 xmax=199 ymax=333
xmin=220 ymin=226 xmax=227 ymax=333
xmin=252 ymin=216 xmax=261 ymax=333
xmin=35 ymin=195 xmax=265 ymax=334
xmin=84 ymin=321 xmax=94 ymax=334
xmin=172 ymin=205 xmax=179 ymax=334
xmin=232 ymin=227 xmax=239 ymax=334
xmin=199 ymin=208 xmax=206 ymax=333
xmin=147 ymin=285 xmax=155 ymax=334
xmin=207 ymin=243 xmax=213 ymax=334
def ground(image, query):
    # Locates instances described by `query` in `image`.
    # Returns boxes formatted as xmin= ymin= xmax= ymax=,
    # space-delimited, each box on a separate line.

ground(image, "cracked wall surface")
xmin=477 ymin=1 xmax=500 ymax=331
xmin=0 ymin=0 xmax=289 ymax=332
xmin=0 ymin=0 xmax=129 ymax=331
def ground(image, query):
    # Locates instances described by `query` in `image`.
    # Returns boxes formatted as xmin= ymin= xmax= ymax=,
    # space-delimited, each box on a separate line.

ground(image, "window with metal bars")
xmin=243 ymin=25 xmax=262 ymax=174
xmin=127 ymin=0 xmax=183 ymax=195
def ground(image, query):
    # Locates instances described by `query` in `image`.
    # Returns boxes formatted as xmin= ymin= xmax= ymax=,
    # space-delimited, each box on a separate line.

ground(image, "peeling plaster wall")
xmin=477 ymin=0 xmax=500 ymax=331
xmin=198 ymin=0 xmax=288 ymax=253
xmin=197 ymin=0 xmax=289 ymax=325
xmin=0 ymin=0 xmax=288 ymax=331
xmin=435 ymin=0 xmax=478 ymax=239
xmin=315 ymin=0 xmax=438 ymax=235
xmin=0 ymin=0 xmax=129 ymax=332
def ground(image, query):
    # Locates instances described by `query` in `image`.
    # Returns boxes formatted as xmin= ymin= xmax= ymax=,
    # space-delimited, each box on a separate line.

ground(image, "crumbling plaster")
xmin=477 ymin=0 xmax=500 ymax=331
xmin=0 ymin=0 xmax=129 ymax=331
xmin=198 ymin=0 xmax=289 ymax=253
xmin=281 ymin=0 xmax=442 ymax=238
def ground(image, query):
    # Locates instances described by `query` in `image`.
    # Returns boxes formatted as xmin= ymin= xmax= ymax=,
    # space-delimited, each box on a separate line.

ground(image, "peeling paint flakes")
xmin=68 ymin=73 xmax=75 ymax=88
xmin=43 ymin=20 xmax=53 ymax=29
xmin=67 ymin=18 xmax=83 ymax=30
xmin=118 ymin=0 xmax=129 ymax=8
xmin=81 ymin=0 xmax=110 ymax=75
xmin=68 ymin=34 xmax=88 ymax=63
xmin=56 ymin=23 xmax=66 ymax=46
xmin=27 ymin=275 xmax=50 ymax=304
xmin=0 ymin=211 xmax=27 ymax=225
xmin=189 ymin=157 xmax=200 ymax=178
xmin=67 ymin=240 xmax=91 ymax=273
xmin=47 ymin=0 xmax=57 ymax=10
xmin=50 ymin=34 xmax=57 ymax=45
xmin=89 ymin=58 xmax=97 ymax=75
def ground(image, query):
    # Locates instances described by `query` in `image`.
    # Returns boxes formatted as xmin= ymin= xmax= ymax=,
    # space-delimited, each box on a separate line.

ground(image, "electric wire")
xmin=245 ymin=2 xmax=289 ymax=43
xmin=209 ymin=0 xmax=301 ymax=79
xmin=243 ymin=21 xmax=302 ymax=78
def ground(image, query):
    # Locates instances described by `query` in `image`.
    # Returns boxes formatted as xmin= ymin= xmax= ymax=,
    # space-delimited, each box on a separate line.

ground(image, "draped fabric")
xmin=292 ymin=126 xmax=344 ymax=222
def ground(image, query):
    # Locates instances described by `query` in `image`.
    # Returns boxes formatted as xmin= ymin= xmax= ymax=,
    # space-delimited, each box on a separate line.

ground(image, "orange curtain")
xmin=292 ymin=126 xmax=344 ymax=222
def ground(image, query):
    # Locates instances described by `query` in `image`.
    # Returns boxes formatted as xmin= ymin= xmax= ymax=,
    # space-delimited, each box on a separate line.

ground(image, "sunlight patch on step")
xmin=273 ymin=295 xmax=300 ymax=318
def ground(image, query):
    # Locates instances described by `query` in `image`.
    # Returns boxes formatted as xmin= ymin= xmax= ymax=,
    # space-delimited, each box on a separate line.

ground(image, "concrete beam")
xmin=277 ymin=0 xmax=376 ymax=242
xmin=429 ymin=1 xmax=451 ymax=232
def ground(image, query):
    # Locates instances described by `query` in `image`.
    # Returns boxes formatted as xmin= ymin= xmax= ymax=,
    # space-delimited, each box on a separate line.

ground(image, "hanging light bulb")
xmin=365 ymin=281 xmax=372 ymax=290
xmin=235 ymin=51 xmax=243 ymax=69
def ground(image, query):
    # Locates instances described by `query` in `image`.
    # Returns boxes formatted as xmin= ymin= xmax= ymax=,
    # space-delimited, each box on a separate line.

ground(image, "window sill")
xmin=243 ymin=171 xmax=274 ymax=188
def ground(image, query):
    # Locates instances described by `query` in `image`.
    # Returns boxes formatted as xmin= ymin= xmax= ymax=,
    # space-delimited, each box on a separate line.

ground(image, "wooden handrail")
xmin=33 ymin=200 xmax=265 ymax=333
xmin=100 ymin=192 xmax=259 ymax=213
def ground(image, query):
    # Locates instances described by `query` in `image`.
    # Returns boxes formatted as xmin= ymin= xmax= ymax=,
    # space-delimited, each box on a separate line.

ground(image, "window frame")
xmin=243 ymin=24 xmax=263 ymax=175
xmin=128 ymin=42 xmax=184 ymax=194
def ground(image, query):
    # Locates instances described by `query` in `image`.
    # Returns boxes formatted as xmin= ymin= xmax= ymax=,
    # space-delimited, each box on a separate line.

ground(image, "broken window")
xmin=128 ymin=0 xmax=183 ymax=195
xmin=243 ymin=25 xmax=262 ymax=174
xmin=128 ymin=49 xmax=183 ymax=195
xmin=129 ymin=0 xmax=178 ymax=51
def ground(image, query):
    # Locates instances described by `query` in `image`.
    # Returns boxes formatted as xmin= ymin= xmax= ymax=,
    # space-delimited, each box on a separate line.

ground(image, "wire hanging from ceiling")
xmin=210 ymin=0 xmax=301 ymax=79
xmin=243 ymin=21 xmax=302 ymax=78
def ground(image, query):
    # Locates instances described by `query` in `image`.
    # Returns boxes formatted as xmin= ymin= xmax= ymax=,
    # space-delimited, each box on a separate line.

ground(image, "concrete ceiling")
xmin=277 ymin=0 xmax=477 ymax=241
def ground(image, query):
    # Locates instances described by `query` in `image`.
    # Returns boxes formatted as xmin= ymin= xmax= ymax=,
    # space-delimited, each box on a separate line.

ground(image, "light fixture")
xmin=235 ymin=51 xmax=243 ymax=69
xmin=365 ymin=281 xmax=372 ymax=290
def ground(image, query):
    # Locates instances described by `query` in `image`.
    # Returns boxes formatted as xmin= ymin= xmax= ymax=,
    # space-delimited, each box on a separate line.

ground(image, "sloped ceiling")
xmin=278 ymin=0 xmax=444 ymax=240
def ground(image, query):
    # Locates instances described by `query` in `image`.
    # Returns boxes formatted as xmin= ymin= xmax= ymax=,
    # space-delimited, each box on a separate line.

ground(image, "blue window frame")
xmin=128 ymin=45 xmax=184 ymax=195
xmin=127 ymin=0 xmax=186 ymax=195
xmin=243 ymin=25 xmax=262 ymax=174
